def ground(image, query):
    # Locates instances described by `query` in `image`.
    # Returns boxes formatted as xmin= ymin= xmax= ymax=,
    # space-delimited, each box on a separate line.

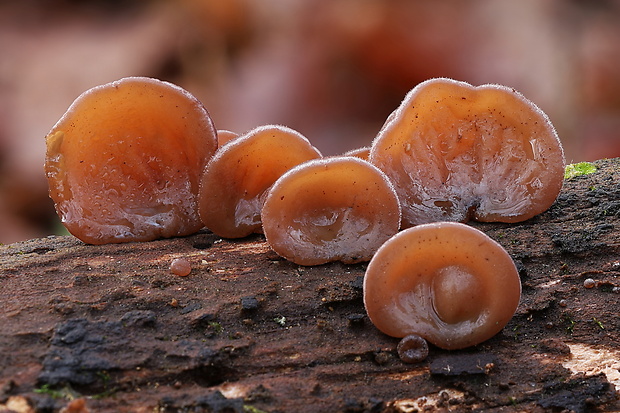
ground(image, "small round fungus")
xmin=397 ymin=334 xmax=429 ymax=363
xmin=45 ymin=77 xmax=217 ymax=244
xmin=198 ymin=125 xmax=322 ymax=238
xmin=363 ymin=222 xmax=521 ymax=350
xmin=583 ymin=278 xmax=596 ymax=289
xmin=170 ymin=257 xmax=192 ymax=276
xmin=370 ymin=78 xmax=565 ymax=227
xmin=261 ymin=156 xmax=401 ymax=266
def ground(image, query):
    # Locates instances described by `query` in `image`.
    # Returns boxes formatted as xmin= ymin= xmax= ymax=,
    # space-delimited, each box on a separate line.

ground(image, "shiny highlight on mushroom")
xmin=45 ymin=77 xmax=218 ymax=244
xmin=370 ymin=77 xmax=565 ymax=227
xmin=363 ymin=222 xmax=521 ymax=350
xmin=261 ymin=156 xmax=401 ymax=266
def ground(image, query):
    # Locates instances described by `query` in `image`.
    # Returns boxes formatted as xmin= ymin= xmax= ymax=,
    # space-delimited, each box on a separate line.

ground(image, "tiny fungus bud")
xmin=397 ymin=334 xmax=429 ymax=363
xmin=198 ymin=125 xmax=321 ymax=238
xmin=363 ymin=222 xmax=521 ymax=350
xmin=583 ymin=278 xmax=596 ymax=289
xmin=370 ymin=78 xmax=565 ymax=227
xmin=45 ymin=77 xmax=217 ymax=244
xmin=170 ymin=258 xmax=192 ymax=276
xmin=216 ymin=129 xmax=240 ymax=147
xmin=261 ymin=157 xmax=401 ymax=265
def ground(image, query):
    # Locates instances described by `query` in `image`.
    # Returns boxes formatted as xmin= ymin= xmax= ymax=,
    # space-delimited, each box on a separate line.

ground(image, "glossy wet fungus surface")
xmin=261 ymin=156 xmax=401 ymax=265
xmin=363 ymin=222 xmax=521 ymax=350
xmin=198 ymin=125 xmax=322 ymax=239
xmin=42 ymin=76 xmax=566 ymax=349
xmin=370 ymin=77 xmax=565 ymax=227
xmin=45 ymin=77 xmax=218 ymax=244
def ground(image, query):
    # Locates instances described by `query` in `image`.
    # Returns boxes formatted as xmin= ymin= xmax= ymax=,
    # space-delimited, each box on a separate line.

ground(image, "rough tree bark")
xmin=1 ymin=159 xmax=619 ymax=412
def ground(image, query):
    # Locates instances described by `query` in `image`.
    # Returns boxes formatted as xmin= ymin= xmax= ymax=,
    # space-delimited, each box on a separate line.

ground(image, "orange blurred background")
xmin=1 ymin=0 xmax=620 ymax=244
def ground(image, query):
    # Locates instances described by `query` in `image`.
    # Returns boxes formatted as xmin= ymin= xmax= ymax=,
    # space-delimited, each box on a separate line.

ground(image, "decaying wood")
xmin=1 ymin=159 xmax=620 ymax=412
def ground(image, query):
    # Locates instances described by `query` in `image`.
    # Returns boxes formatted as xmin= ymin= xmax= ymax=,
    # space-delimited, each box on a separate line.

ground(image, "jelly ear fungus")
xmin=198 ymin=125 xmax=322 ymax=238
xmin=261 ymin=156 xmax=401 ymax=266
xmin=45 ymin=77 xmax=218 ymax=244
xmin=370 ymin=77 xmax=565 ymax=228
xmin=363 ymin=222 xmax=521 ymax=350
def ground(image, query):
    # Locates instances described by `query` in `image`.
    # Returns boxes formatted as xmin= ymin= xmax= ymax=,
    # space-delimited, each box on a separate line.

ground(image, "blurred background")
xmin=1 ymin=0 xmax=620 ymax=244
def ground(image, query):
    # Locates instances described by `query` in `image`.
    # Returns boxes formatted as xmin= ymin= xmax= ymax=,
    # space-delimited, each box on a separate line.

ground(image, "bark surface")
xmin=1 ymin=159 xmax=620 ymax=412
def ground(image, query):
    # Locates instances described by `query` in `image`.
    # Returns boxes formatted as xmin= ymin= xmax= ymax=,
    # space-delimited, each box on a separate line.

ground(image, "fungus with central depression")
xmin=363 ymin=222 xmax=521 ymax=350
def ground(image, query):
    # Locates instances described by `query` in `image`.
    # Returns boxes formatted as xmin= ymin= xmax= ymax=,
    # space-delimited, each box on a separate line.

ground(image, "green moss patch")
xmin=564 ymin=162 xmax=597 ymax=179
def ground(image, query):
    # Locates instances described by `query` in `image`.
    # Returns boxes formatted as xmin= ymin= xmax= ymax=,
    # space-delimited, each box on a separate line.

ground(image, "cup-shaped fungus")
xmin=198 ymin=125 xmax=322 ymax=238
xmin=363 ymin=222 xmax=521 ymax=350
xmin=45 ymin=77 xmax=217 ymax=244
xmin=261 ymin=156 xmax=401 ymax=265
xmin=370 ymin=78 xmax=565 ymax=227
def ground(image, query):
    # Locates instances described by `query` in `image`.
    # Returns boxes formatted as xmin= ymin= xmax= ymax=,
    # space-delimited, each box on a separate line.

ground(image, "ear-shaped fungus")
xmin=363 ymin=222 xmax=521 ymax=350
xmin=198 ymin=125 xmax=322 ymax=238
xmin=261 ymin=156 xmax=401 ymax=266
xmin=370 ymin=78 xmax=565 ymax=227
xmin=45 ymin=77 xmax=218 ymax=244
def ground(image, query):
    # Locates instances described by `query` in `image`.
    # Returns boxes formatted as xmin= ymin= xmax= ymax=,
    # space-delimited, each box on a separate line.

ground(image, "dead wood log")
xmin=1 ymin=159 xmax=619 ymax=412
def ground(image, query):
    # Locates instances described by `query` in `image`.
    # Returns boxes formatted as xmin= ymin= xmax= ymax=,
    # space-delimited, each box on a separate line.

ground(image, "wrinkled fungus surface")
xmin=45 ymin=77 xmax=217 ymax=244
xmin=198 ymin=125 xmax=322 ymax=238
xmin=363 ymin=222 xmax=521 ymax=350
xmin=370 ymin=78 xmax=565 ymax=227
xmin=261 ymin=157 xmax=401 ymax=266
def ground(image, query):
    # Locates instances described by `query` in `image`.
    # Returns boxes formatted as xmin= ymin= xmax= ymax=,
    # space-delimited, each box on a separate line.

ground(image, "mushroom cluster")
xmin=198 ymin=124 xmax=322 ymax=239
xmin=45 ymin=76 xmax=564 ymax=351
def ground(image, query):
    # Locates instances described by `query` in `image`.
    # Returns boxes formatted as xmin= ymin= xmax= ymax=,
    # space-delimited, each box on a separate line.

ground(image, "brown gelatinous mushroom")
xmin=363 ymin=222 xmax=521 ymax=350
xmin=261 ymin=156 xmax=401 ymax=266
xmin=45 ymin=77 xmax=218 ymax=244
xmin=198 ymin=125 xmax=322 ymax=238
xmin=370 ymin=78 xmax=565 ymax=228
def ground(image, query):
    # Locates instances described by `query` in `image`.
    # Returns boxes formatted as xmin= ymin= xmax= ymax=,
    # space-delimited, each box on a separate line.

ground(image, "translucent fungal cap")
xmin=198 ymin=125 xmax=322 ymax=238
xmin=45 ymin=77 xmax=218 ymax=244
xmin=370 ymin=77 xmax=566 ymax=227
xmin=363 ymin=222 xmax=521 ymax=350
xmin=261 ymin=156 xmax=401 ymax=266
